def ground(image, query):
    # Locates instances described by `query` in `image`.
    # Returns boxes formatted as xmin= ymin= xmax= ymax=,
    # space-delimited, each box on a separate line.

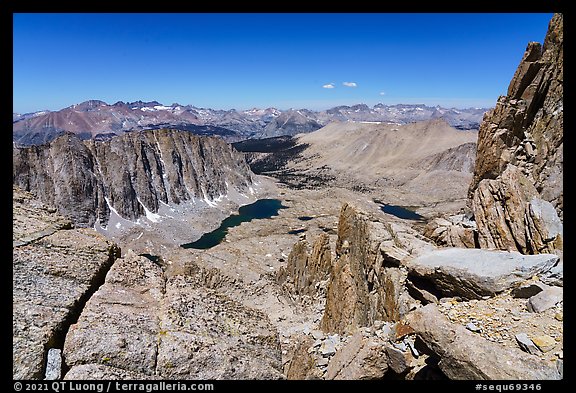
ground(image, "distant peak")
xmin=71 ymin=100 xmax=109 ymax=111
xmin=126 ymin=100 xmax=163 ymax=108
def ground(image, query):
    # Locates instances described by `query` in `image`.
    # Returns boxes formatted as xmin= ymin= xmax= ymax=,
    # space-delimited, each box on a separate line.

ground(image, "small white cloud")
xmin=322 ymin=83 xmax=335 ymax=89
xmin=379 ymin=91 xmax=386 ymax=96
xmin=343 ymin=82 xmax=357 ymax=87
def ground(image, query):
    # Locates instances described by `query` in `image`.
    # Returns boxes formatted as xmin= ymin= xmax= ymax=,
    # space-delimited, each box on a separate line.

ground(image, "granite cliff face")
xmin=469 ymin=14 xmax=563 ymax=218
xmin=13 ymin=129 xmax=255 ymax=228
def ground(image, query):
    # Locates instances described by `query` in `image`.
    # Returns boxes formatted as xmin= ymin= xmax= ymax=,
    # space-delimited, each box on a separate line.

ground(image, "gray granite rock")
xmin=515 ymin=333 xmax=541 ymax=355
xmin=404 ymin=248 xmax=559 ymax=299
xmin=63 ymin=250 xmax=283 ymax=380
xmin=527 ymin=286 xmax=563 ymax=313
xmin=325 ymin=333 xmax=388 ymax=380
xmin=44 ymin=349 xmax=62 ymax=380
xmin=13 ymin=187 xmax=120 ymax=380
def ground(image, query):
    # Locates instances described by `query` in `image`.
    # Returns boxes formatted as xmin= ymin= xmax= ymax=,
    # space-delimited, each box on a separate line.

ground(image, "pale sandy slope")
xmin=289 ymin=119 xmax=479 ymax=211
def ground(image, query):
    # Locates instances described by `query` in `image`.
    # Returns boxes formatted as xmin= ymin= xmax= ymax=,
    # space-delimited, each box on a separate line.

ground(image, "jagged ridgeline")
xmin=12 ymin=129 xmax=255 ymax=227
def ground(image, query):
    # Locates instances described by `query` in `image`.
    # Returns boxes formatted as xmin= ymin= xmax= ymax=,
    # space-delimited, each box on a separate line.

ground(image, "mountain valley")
xmin=13 ymin=13 xmax=563 ymax=382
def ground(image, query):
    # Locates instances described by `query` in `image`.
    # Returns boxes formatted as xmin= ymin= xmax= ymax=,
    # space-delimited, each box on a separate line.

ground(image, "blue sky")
xmin=13 ymin=13 xmax=554 ymax=113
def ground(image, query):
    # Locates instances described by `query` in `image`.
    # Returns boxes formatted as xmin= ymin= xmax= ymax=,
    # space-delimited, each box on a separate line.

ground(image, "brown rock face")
xmin=320 ymin=204 xmax=374 ymax=334
xmin=277 ymin=233 xmax=332 ymax=297
xmin=469 ymin=13 xmax=563 ymax=219
xmin=284 ymin=335 xmax=322 ymax=380
xmin=320 ymin=204 xmax=426 ymax=335
xmin=13 ymin=129 xmax=254 ymax=227
xmin=472 ymin=165 xmax=562 ymax=255
xmin=325 ymin=332 xmax=388 ymax=380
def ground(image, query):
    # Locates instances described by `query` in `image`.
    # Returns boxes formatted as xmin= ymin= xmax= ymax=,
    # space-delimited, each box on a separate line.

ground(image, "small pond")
xmin=297 ymin=216 xmax=315 ymax=221
xmin=376 ymin=201 xmax=425 ymax=221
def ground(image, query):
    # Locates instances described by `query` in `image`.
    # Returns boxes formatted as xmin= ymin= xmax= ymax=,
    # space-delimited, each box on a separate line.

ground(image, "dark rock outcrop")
xmin=13 ymin=129 xmax=254 ymax=227
xmin=469 ymin=13 xmax=563 ymax=219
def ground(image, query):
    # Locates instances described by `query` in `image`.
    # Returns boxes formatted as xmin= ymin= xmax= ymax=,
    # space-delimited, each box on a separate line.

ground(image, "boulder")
xmin=319 ymin=335 xmax=339 ymax=357
xmin=404 ymin=248 xmax=559 ymax=299
xmin=284 ymin=335 xmax=323 ymax=380
xmin=515 ymin=333 xmax=540 ymax=355
xmin=150 ymin=276 xmax=283 ymax=380
xmin=531 ymin=335 xmax=556 ymax=353
xmin=405 ymin=304 xmax=561 ymax=380
xmin=540 ymin=261 xmax=563 ymax=286
xmin=424 ymin=216 xmax=476 ymax=248
xmin=44 ymin=349 xmax=62 ymax=380
xmin=385 ymin=344 xmax=413 ymax=374
xmin=63 ymin=251 xmax=165 ymax=376
xmin=325 ymin=333 xmax=388 ymax=380
xmin=527 ymin=286 xmax=563 ymax=313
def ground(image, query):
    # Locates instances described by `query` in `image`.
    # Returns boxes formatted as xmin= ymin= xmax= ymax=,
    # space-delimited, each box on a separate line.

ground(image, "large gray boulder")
xmin=404 ymin=248 xmax=559 ymax=299
xmin=155 ymin=274 xmax=283 ymax=379
xmin=63 ymin=251 xmax=165 ymax=376
xmin=405 ymin=304 xmax=561 ymax=380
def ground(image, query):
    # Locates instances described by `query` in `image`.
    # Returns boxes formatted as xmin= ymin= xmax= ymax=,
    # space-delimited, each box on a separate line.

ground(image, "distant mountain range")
xmin=13 ymin=100 xmax=489 ymax=145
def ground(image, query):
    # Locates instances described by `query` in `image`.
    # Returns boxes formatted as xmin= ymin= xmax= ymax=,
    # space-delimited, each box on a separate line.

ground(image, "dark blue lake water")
xmin=180 ymin=199 xmax=287 ymax=249
xmin=378 ymin=203 xmax=425 ymax=221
